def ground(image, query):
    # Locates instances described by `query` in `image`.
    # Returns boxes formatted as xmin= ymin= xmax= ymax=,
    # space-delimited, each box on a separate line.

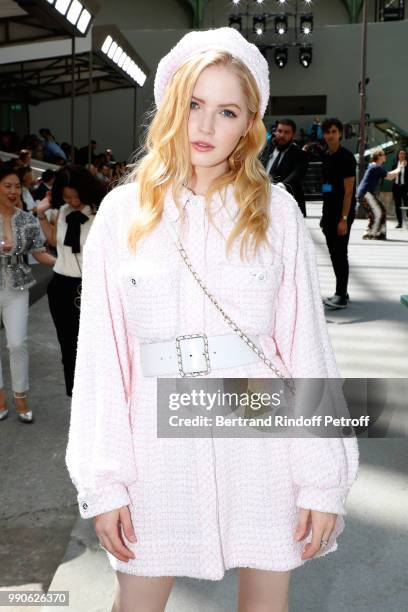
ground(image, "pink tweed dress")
xmin=65 ymin=180 xmax=359 ymax=580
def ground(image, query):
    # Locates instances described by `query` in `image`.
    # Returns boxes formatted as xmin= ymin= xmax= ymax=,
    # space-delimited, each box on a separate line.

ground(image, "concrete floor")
xmin=0 ymin=203 xmax=407 ymax=612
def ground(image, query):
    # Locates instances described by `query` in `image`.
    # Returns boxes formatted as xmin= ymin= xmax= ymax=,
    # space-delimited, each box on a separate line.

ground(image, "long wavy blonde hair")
xmin=124 ymin=50 xmax=272 ymax=259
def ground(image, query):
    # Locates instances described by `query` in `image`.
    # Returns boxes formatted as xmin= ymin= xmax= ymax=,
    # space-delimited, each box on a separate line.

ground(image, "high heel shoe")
xmin=13 ymin=392 xmax=34 ymax=424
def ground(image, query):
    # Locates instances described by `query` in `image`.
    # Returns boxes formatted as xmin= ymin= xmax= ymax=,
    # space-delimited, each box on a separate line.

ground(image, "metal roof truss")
xmin=0 ymin=49 xmax=135 ymax=103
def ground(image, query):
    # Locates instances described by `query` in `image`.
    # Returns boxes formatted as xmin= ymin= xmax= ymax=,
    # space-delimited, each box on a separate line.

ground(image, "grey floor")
xmin=0 ymin=203 xmax=407 ymax=612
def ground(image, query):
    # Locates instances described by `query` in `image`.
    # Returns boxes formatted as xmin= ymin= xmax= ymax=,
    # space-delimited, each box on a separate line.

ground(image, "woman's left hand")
xmin=294 ymin=507 xmax=337 ymax=560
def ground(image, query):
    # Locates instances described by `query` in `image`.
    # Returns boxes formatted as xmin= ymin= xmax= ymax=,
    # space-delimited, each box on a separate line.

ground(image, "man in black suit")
xmin=264 ymin=119 xmax=309 ymax=216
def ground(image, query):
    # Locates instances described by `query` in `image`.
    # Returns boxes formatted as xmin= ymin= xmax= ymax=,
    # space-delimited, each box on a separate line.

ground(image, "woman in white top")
xmin=36 ymin=166 xmax=103 ymax=396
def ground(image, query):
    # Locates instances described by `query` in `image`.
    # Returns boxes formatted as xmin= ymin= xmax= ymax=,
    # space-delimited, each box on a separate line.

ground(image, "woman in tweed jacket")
xmin=0 ymin=165 xmax=55 ymax=423
xmin=66 ymin=28 xmax=359 ymax=612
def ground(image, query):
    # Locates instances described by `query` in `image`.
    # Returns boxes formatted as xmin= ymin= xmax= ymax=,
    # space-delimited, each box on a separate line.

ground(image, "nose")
xmin=198 ymin=111 xmax=215 ymax=136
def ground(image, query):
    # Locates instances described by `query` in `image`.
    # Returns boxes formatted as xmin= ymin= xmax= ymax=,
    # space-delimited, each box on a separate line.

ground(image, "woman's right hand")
xmin=93 ymin=505 xmax=137 ymax=562
xmin=36 ymin=192 xmax=52 ymax=214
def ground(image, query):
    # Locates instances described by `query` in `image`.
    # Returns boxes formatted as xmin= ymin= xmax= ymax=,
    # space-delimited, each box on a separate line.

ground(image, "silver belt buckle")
xmin=175 ymin=333 xmax=210 ymax=377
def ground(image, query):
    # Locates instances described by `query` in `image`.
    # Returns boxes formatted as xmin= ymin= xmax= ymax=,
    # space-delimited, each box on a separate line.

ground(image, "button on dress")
xmin=65 ymin=181 xmax=359 ymax=580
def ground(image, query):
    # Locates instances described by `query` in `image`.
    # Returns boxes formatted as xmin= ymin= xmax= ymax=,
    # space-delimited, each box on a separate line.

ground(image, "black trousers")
xmin=47 ymin=272 xmax=81 ymax=397
xmin=393 ymin=184 xmax=408 ymax=225
xmin=321 ymin=214 xmax=354 ymax=298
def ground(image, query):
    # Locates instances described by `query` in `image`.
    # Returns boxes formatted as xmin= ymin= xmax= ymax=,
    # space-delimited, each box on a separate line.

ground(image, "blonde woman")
xmin=66 ymin=28 xmax=359 ymax=612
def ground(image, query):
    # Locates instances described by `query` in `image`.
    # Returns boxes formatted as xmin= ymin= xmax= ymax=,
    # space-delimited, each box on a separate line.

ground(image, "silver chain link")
xmin=173 ymin=235 xmax=296 ymax=396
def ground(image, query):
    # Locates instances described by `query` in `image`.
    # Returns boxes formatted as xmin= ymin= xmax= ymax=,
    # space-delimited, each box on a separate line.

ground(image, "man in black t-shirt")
xmin=320 ymin=118 xmax=357 ymax=309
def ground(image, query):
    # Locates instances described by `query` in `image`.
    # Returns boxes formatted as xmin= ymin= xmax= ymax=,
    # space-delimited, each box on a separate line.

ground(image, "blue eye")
xmin=189 ymin=101 xmax=236 ymax=118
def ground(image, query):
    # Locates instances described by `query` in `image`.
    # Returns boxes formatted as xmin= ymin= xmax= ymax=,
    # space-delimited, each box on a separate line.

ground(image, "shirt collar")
xmin=163 ymin=182 xmax=236 ymax=223
xmin=66 ymin=203 xmax=93 ymax=216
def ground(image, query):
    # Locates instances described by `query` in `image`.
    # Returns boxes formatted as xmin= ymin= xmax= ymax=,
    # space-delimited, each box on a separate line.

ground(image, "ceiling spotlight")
xmin=231 ymin=0 xmax=240 ymax=5
xmin=299 ymin=45 xmax=312 ymax=67
xmin=300 ymin=14 xmax=314 ymax=35
xmin=253 ymin=16 xmax=266 ymax=36
xmin=229 ymin=15 xmax=242 ymax=30
xmin=274 ymin=15 xmax=288 ymax=35
xmin=277 ymin=0 xmax=287 ymax=5
xmin=303 ymin=0 xmax=312 ymax=3
xmin=255 ymin=0 xmax=265 ymax=5
xmin=274 ymin=47 xmax=288 ymax=69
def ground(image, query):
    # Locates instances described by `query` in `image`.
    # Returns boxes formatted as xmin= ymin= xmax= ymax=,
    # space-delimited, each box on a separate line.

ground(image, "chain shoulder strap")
xmin=74 ymin=253 xmax=82 ymax=277
xmin=73 ymin=253 xmax=82 ymax=310
xmin=162 ymin=214 xmax=295 ymax=394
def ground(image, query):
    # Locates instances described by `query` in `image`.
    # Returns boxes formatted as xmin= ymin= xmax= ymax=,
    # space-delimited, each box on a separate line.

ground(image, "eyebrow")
xmin=192 ymin=96 xmax=241 ymax=110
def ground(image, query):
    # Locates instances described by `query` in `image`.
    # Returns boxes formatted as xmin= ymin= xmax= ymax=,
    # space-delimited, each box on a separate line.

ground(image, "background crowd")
xmin=0 ymin=127 xmax=128 ymax=195
xmin=0 ymin=115 xmax=406 ymax=424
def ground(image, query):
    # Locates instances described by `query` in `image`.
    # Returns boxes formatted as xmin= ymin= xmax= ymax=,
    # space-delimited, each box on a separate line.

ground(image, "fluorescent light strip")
xmin=77 ymin=8 xmax=91 ymax=33
xmin=122 ymin=57 xmax=131 ymax=72
xmin=107 ymin=41 xmax=118 ymax=59
xmin=101 ymin=35 xmax=113 ymax=54
xmin=55 ymin=0 xmax=71 ymax=15
xmin=67 ymin=0 xmax=82 ymax=25
xmin=100 ymin=39 xmax=147 ymax=87
xmin=117 ymin=52 xmax=127 ymax=68
xmin=113 ymin=46 xmax=123 ymax=64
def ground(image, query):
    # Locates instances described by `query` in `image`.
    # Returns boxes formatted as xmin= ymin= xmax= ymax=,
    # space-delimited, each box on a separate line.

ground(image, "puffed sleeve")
xmin=28 ymin=216 xmax=46 ymax=253
xmin=65 ymin=188 xmax=138 ymax=519
xmin=272 ymin=187 xmax=359 ymax=515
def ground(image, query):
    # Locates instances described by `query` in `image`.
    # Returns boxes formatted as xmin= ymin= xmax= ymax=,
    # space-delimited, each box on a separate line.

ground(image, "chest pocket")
xmin=120 ymin=259 xmax=179 ymax=341
xmin=206 ymin=261 xmax=283 ymax=335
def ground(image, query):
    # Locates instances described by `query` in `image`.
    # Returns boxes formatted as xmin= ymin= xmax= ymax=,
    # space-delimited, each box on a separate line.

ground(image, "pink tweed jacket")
xmin=65 ymin=181 xmax=359 ymax=579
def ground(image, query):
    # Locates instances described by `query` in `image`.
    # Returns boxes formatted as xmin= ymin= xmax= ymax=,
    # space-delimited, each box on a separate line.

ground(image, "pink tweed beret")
xmin=154 ymin=27 xmax=270 ymax=118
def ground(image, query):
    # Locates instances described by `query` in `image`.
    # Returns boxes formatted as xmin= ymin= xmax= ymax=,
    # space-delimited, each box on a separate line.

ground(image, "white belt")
xmin=140 ymin=333 xmax=262 ymax=377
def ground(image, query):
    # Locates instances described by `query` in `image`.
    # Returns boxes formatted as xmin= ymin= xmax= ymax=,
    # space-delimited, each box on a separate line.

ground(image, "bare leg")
xmin=111 ymin=572 xmax=175 ymax=612
xmin=237 ymin=568 xmax=291 ymax=612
